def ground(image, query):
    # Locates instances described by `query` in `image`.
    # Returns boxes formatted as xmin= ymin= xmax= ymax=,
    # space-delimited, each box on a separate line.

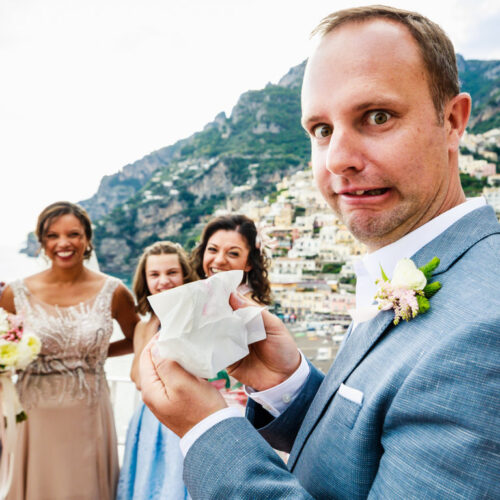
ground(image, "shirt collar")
xmin=354 ymin=197 xmax=486 ymax=309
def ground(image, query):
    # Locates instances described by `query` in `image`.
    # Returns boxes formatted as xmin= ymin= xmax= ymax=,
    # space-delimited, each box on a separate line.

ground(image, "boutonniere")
xmin=375 ymin=257 xmax=442 ymax=325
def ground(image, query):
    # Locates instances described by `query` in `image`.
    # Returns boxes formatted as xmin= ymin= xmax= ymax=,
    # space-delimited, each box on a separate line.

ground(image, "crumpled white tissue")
xmin=148 ymin=270 xmax=266 ymax=378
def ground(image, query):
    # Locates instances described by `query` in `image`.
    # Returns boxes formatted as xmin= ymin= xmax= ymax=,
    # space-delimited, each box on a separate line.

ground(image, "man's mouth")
xmin=343 ymin=188 xmax=389 ymax=196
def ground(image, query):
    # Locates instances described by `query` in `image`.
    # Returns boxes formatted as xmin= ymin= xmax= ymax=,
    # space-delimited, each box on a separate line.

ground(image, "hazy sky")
xmin=2 ymin=0 xmax=500 ymax=245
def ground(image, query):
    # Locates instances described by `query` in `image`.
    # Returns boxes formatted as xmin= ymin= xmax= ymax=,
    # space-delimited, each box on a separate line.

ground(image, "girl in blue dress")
xmin=117 ymin=241 xmax=198 ymax=500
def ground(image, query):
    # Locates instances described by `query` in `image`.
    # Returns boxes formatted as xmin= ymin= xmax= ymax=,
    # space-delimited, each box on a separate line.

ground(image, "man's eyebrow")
xmin=301 ymin=115 xmax=324 ymax=129
xmin=353 ymin=98 xmax=399 ymax=112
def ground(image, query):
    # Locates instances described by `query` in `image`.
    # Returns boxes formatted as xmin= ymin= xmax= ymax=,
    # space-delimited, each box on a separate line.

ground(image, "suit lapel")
xmin=288 ymin=205 xmax=500 ymax=471
xmin=288 ymin=308 xmax=394 ymax=470
xmin=412 ymin=205 xmax=500 ymax=273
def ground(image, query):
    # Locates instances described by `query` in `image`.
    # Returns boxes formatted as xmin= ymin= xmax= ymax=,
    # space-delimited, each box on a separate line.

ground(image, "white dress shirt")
xmin=180 ymin=197 xmax=486 ymax=456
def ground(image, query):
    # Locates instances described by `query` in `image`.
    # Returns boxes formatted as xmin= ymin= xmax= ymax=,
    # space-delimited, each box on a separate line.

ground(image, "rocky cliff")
xmin=23 ymin=56 xmax=499 ymax=277
xmin=89 ymin=61 xmax=309 ymax=276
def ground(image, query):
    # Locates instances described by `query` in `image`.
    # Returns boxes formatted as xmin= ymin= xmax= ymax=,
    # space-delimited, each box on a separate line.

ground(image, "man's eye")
xmin=367 ymin=111 xmax=390 ymax=125
xmin=312 ymin=124 xmax=332 ymax=139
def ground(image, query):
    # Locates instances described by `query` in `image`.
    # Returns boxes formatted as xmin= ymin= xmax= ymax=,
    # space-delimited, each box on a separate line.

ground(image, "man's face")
xmin=302 ymin=20 xmax=460 ymax=251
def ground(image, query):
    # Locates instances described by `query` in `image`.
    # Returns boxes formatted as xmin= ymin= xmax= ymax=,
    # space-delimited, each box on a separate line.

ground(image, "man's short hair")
xmin=311 ymin=5 xmax=459 ymax=123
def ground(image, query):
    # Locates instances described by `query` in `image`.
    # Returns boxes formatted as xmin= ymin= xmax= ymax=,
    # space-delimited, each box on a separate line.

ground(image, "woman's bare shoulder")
xmin=134 ymin=319 xmax=149 ymax=335
xmin=111 ymin=280 xmax=135 ymax=308
xmin=0 ymin=285 xmax=15 ymax=313
xmin=23 ymin=270 xmax=51 ymax=290
xmin=243 ymin=290 xmax=262 ymax=306
xmin=84 ymin=269 xmax=109 ymax=286
xmin=134 ymin=316 xmax=158 ymax=342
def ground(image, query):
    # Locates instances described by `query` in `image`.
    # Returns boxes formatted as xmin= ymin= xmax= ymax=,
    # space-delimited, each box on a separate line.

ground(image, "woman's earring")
xmin=40 ymin=248 xmax=50 ymax=263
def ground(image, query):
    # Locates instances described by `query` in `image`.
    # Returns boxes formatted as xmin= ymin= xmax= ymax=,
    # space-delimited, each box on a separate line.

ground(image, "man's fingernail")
xmin=233 ymin=292 xmax=245 ymax=305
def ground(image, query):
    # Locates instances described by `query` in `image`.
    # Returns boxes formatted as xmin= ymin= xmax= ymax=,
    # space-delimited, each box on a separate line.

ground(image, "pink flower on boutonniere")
xmin=375 ymin=257 xmax=442 ymax=325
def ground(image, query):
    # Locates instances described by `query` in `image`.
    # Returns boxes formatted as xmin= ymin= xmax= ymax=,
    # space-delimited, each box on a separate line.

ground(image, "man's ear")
xmin=444 ymin=92 xmax=471 ymax=153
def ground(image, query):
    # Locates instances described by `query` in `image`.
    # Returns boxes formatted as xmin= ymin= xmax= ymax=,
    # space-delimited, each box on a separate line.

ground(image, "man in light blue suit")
xmin=141 ymin=6 xmax=500 ymax=498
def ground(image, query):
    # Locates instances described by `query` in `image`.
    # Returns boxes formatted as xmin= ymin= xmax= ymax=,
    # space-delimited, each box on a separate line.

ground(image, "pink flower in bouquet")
xmin=7 ymin=313 xmax=24 ymax=335
xmin=1 ymin=308 xmax=41 ymax=372
xmin=1 ymin=312 xmax=24 ymax=343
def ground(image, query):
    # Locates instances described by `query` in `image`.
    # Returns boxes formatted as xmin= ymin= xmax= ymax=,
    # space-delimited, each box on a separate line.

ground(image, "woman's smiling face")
xmin=145 ymin=253 xmax=184 ymax=295
xmin=42 ymin=214 xmax=89 ymax=268
xmin=202 ymin=229 xmax=251 ymax=277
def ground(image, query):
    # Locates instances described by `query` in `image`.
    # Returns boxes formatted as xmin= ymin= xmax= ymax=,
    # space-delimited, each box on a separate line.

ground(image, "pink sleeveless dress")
xmin=7 ymin=277 xmax=120 ymax=500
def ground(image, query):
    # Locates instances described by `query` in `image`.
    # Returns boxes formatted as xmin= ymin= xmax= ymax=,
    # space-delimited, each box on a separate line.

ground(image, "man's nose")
xmin=325 ymin=127 xmax=364 ymax=176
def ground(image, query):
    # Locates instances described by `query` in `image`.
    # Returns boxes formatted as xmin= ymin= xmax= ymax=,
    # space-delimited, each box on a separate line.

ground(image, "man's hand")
xmin=227 ymin=293 xmax=301 ymax=391
xmin=140 ymin=338 xmax=227 ymax=437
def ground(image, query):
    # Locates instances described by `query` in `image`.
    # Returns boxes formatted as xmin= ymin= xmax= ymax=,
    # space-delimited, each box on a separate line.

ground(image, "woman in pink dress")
xmin=0 ymin=201 xmax=139 ymax=500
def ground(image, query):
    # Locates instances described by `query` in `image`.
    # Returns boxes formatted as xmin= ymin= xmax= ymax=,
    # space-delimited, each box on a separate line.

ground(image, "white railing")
xmin=107 ymin=376 xmax=141 ymax=463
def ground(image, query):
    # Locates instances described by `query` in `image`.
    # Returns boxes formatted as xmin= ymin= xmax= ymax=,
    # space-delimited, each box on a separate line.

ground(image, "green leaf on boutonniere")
xmin=419 ymin=256 xmax=440 ymax=280
xmin=423 ymin=280 xmax=442 ymax=298
xmin=416 ymin=295 xmax=431 ymax=314
xmin=379 ymin=264 xmax=389 ymax=282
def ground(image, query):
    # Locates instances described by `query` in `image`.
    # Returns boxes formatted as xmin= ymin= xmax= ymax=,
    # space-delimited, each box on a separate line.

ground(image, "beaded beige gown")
xmin=7 ymin=277 xmax=120 ymax=500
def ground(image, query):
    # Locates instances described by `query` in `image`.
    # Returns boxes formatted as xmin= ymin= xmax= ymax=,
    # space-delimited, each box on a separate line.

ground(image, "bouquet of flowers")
xmin=0 ymin=307 xmax=41 ymax=498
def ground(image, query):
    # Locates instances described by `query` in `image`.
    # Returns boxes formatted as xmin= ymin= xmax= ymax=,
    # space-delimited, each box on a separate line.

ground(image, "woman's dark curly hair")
xmin=190 ymin=214 xmax=272 ymax=305
xmin=133 ymin=241 xmax=198 ymax=315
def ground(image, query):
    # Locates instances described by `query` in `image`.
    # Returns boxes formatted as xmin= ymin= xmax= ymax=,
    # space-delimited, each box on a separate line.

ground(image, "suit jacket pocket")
xmin=333 ymin=386 xmax=363 ymax=429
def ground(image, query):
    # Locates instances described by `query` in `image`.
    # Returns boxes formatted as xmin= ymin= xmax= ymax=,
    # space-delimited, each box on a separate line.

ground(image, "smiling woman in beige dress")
xmin=0 ymin=201 xmax=139 ymax=500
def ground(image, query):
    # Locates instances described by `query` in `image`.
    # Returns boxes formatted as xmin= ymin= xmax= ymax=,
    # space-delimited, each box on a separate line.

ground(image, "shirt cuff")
xmin=179 ymin=407 xmax=244 ymax=457
xmin=245 ymin=351 xmax=310 ymax=417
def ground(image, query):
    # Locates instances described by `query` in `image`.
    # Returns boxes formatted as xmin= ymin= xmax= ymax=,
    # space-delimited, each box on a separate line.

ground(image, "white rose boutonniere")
xmin=390 ymin=258 xmax=427 ymax=290
xmin=375 ymin=257 xmax=442 ymax=325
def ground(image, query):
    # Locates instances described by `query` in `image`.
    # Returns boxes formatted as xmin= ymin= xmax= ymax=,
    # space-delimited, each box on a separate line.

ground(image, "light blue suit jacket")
xmin=184 ymin=206 xmax=500 ymax=499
